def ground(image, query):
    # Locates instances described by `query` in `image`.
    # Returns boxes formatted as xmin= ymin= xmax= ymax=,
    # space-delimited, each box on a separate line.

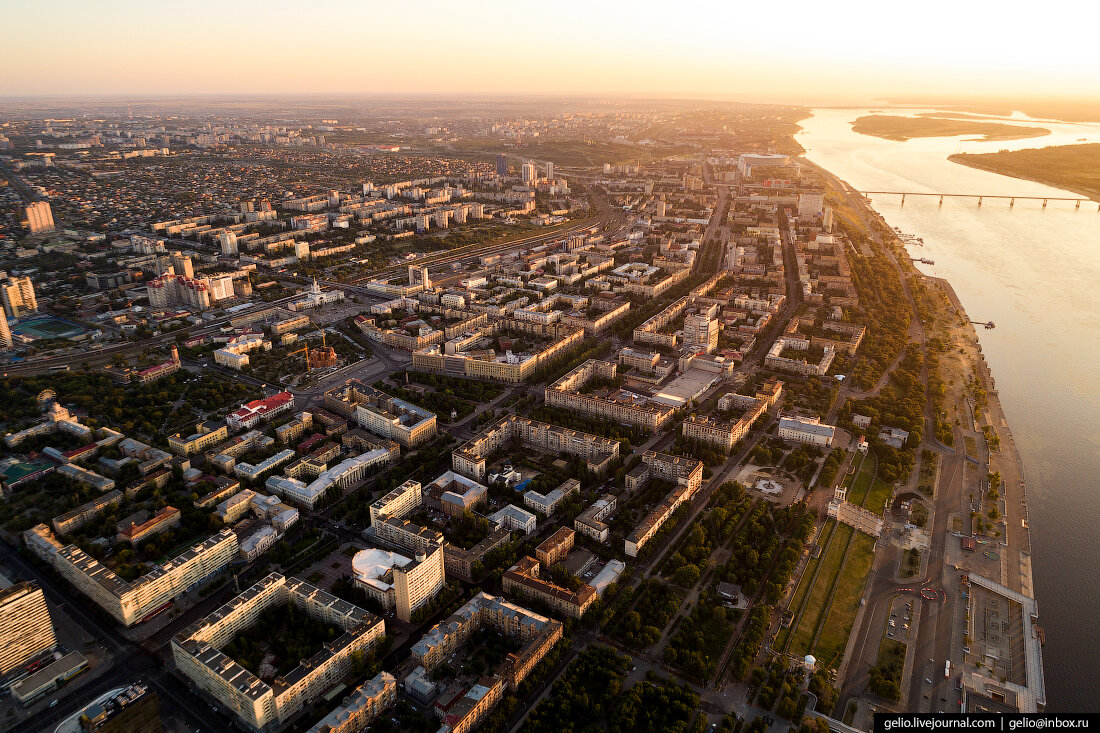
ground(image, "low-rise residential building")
xmin=116 ymin=506 xmax=181 ymax=546
xmin=535 ymin=527 xmax=574 ymax=566
xmin=523 ymin=478 xmax=580 ymax=516
xmin=51 ymin=490 xmax=123 ymax=536
xmin=56 ymin=463 xmax=115 ymax=492
xmin=574 ymin=494 xmax=616 ymax=542
xmin=488 ymin=504 xmax=537 ymax=535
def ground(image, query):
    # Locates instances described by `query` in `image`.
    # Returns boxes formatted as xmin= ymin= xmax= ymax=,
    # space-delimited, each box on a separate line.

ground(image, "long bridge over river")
xmin=859 ymin=191 xmax=1100 ymax=209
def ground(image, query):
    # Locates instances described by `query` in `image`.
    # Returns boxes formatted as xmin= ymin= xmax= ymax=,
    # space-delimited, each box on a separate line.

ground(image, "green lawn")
xmin=788 ymin=523 xmax=853 ymax=656
xmin=813 ymin=531 xmax=877 ymax=666
xmin=846 ymin=459 xmax=875 ymax=505
xmin=864 ymin=475 xmax=894 ymax=516
xmin=776 ymin=520 xmax=836 ymax=651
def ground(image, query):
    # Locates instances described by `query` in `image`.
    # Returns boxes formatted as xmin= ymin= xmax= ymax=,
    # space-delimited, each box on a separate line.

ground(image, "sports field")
xmin=11 ymin=316 xmax=87 ymax=340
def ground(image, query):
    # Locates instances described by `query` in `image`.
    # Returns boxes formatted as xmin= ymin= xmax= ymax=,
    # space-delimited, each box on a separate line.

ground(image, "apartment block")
xmin=369 ymin=479 xmax=422 ymax=526
xmin=410 ymin=591 xmax=562 ymax=686
xmin=51 ymin=490 xmax=123 ymax=536
xmin=306 ymin=672 xmax=396 ymax=733
xmin=535 ymin=527 xmax=574 ymax=566
xmin=324 ymin=380 xmax=436 ymax=448
xmin=411 ymin=318 xmax=584 ymax=384
xmin=24 ymin=525 xmax=237 ymax=626
xmin=372 ymin=516 xmax=446 ymax=556
xmin=0 ymin=275 xmax=37 ymax=318
xmin=167 ymin=420 xmax=228 ymax=456
xmin=544 ymin=360 xmax=674 ymax=431
xmin=502 ymin=556 xmax=596 ymax=619
xmin=452 ymin=415 xmax=619 ymax=482
xmin=624 ymin=452 xmax=705 ymax=557
xmin=116 ymin=506 xmax=181 ymax=546
xmin=442 ymin=526 xmax=512 ymax=583
xmin=172 ymin=573 xmax=385 ymax=732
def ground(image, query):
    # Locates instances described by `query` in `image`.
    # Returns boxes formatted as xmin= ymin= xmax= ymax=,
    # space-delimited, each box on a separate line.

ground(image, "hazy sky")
xmin=4 ymin=0 xmax=1099 ymax=103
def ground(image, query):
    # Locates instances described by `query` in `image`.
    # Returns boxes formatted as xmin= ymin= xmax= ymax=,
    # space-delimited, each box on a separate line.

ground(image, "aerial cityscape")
xmin=2 ymin=2 xmax=1098 ymax=732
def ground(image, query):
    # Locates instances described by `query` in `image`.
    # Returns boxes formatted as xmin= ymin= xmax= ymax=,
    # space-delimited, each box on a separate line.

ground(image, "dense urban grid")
xmin=0 ymin=99 xmax=1042 ymax=733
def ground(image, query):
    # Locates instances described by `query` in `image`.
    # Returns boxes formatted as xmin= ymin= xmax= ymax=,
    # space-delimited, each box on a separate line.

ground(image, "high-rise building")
xmin=496 ymin=154 xmax=508 ymax=177
xmin=797 ymin=191 xmax=825 ymax=218
xmin=0 ymin=314 xmax=11 ymax=349
xmin=0 ymin=275 xmax=37 ymax=319
xmin=24 ymin=201 xmax=55 ymax=234
xmin=683 ymin=312 xmax=719 ymax=354
xmin=0 ymin=582 xmax=58 ymax=675
xmin=521 ymin=162 xmax=538 ymax=185
xmin=170 ymin=252 xmax=194 ymax=278
xmin=218 ymin=231 xmax=238 ymax=255
xmin=545 ymin=161 xmax=554 ymax=180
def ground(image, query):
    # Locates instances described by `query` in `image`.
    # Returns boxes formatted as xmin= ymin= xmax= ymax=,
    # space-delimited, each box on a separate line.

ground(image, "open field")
xmin=851 ymin=115 xmax=1049 ymax=142
xmin=949 ymin=143 xmax=1100 ymax=202
xmin=814 ymin=531 xmax=876 ymax=665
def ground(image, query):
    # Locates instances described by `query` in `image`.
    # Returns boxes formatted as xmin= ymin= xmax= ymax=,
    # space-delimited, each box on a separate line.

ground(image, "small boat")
xmin=984 ymin=321 xmax=995 ymax=329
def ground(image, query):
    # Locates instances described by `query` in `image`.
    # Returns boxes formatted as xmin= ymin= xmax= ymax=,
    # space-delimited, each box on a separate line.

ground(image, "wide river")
xmin=798 ymin=109 xmax=1100 ymax=711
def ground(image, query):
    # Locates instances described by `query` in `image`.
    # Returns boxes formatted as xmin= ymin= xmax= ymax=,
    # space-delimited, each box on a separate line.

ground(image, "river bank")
xmin=948 ymin=145 xmax=1100 ymax=203
xmin=848 ymin=180 xmax=1036 ymax=594
xmin=798 ymin=106 xmax=1097 ymax=710
xmin=851 ymin=114 xmax=1050 ymax=142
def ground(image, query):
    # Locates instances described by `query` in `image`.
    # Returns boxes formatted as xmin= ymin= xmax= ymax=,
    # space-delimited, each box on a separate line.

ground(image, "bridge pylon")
xmin=978 ymin=197 xmax=982 ymax=206
xmin=1076 ymin=200 xmax=1081 ymax=210
xmin=1042 ymin=199 xmax=1047 ymax=208
xmin=900 ymin=194 xmax=905 ymax=205
xmin=938 ymin=195 xmax=943 ymax=205
xmin=1010 ymin=198 xmax=1014 ymax=207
